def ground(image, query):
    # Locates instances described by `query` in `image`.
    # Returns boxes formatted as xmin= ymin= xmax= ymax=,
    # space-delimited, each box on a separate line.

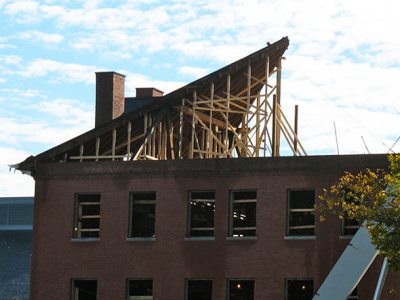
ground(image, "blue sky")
xmin=1 ymin=0 xmax=400 ymax=196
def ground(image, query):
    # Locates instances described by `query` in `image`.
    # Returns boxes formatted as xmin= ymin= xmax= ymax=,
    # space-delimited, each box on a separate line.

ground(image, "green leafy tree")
xmin=318 ymin=154 xmax=400 ymax=271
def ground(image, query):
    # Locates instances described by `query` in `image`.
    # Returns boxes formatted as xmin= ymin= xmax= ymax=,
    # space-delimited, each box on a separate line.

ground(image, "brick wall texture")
xmin=30 ymin=154 xmax=400 ymax=299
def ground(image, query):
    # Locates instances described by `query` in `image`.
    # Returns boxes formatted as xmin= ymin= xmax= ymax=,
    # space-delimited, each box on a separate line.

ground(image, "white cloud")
xmin=18 ymin=30 xmax=64 ymax=44
xmin=4 ymin=0 xmax=40 ymax=23
xmin=0 ymin=54 xmax=22 ymax=65
xmin=0 ymin=147 xmax=34 ymax=197
xmin=18 ymin=59 xmax=96 ymax=84
xmin=178 ymin=66 xmax=209 ymax=78
xmin=123 ymin=71 xmax=185 ymax=96
xmin=26 ymin=98 xmax=94 ymax=127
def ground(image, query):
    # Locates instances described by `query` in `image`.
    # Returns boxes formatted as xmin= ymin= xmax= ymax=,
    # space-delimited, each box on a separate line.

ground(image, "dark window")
xmin=287 ymin=190 xmax=315 ymax=236
xmin=342 ymin=217 xmax=360 ymax=236
xmin=129 ymin=192 xmax=156 ymax=238
xmin=347 ymin=287 xmax=358 ymax=299
xmin=71 ymin=279 xmax=97 ymax=300
xmin=286 ymin=279 xmax=313 ymax=300
xmin=188 ymin=191 xmax=215 ymax=237
xmin=73 ymin=194 xmax=101 ymax=239
xmin=229 ymin=191 xmax=257 ymax=237
xmin=228 ymin=279 xmax=254 ymax=300
xmin=186 ymin=279 xmax=212 ymax=300
xmin=127 ymin=279 xmax=153 ymax=300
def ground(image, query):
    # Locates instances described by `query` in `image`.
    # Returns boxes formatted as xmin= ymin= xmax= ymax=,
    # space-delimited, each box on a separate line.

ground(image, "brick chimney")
xmin=136 ymin=87 xmax=164 ymax=98
xmin=95 ymin=72 xmax=125 ymax=128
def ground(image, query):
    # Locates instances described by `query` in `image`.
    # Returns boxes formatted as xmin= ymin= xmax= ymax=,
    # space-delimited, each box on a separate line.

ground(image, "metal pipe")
xmin=373 ymin=258 xmax=388 ymax=300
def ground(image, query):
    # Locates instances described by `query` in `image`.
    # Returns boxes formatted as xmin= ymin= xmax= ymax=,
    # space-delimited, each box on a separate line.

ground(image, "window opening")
xmin=188 ymin=191 xmax=215 ymax=237
xmin=186 ymin=279 xmax=213 ymax=300
xmin=228 ymin=279 xmax=254 ymax=300
xmin=229 ymin=191 xmax=257 ymax=237
xmin=71 ymin=279 xmax=97 ymax=300
xmin=285 ymin=278 xmax=313 ymax=300
xmin=287 ymin=190 xmax=315 ymax=236
xmin=73 ymin=194 xmax=101 ymax=239
xmin=129 ymin=192 xmax=156 ymax=238
xmin=127 ymin=279 xmax=153 ymax=300
xmin=342 ymin=217 xmax=360 ymax=236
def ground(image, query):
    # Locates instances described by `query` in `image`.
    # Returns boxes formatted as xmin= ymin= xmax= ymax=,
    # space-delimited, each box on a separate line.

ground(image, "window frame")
xmin=286 ymin=189 xmax=316 ymax=237
xmin=285 ymin=278 xmax=314 ymax=300
xmin=187 ymin=190 xmax=216 ymax=238
xmin=71 ymin=278 xmax=97 ymax=300
xmin=341 ymin=217 xmax=360 ymax=237
xmin=228 ymin=190 xmax=257 ymax=238
xmin=185 ymin=278 xmax=213 ymax=300
xmin=128 ymin=192 xmax=156 ymax=239
xmin=73 ymin=193 xmax=101 ymax=240
xmin=227 ymin=278 xmax=255 ymax=300
xmin=126 ymin=278 xmax=154 ymax=300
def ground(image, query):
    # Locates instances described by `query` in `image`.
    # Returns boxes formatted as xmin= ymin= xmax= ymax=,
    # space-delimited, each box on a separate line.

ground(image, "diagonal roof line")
xmin=16 ymin=37 xmax=290 ymax=171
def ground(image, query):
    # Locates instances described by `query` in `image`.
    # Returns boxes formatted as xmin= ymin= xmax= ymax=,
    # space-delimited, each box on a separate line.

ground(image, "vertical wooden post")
xmin=190 ymin=90 xmax=197 ymax=159
xmin=272 ymin=95 xmax=278 ymax=157
xmin=209 ymin=82 xmax=214 ymax=158
xmin=264 ymin=56 xmax=270 ymax=157
xmin=294 ymin=105 xmax=298 ymax=156
xmin=255 ymin=92 xmax=261 ymax=156
xmin=178 ymin=99 xmax=184 ymax=159
xmin=151 ymin=117 xmax=156 ymax=157
xmin=225 ymin=73 xmax=231 ymax=157
xmin=95 ymin=137 xmax=100 ymax=162
xmin=243 ymin=60 xmax=251 ymax=157
xmin=162 ymin=122 xmax=167 ymax=160
xmin=143 ymin=114 xmax=148 ymax=158
xmin=275 ymin=57 xmax=282 ymax=156
xmin=112 ymin=128 xmax=116 ymax=161
xmin=79 ymin=144 xmax=84 ymax=162
xmin=169 ymin=125 xmax=175 ymax=160
xmin=127 ymin=121 xmax=131 ymax=160
xmin=158 ymin=122 xmax=162 ymax=159
xmin=147 ymin=116 xmax=151 ymax=156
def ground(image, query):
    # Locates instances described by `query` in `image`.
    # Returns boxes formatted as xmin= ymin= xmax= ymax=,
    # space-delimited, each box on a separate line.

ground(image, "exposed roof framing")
xmin=17 ymin=37 xmax=306 ymax=174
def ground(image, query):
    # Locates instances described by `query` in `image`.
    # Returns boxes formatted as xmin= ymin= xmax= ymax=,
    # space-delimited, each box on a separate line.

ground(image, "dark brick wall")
xmin=30 ymin=154 xmax=400 ymax=299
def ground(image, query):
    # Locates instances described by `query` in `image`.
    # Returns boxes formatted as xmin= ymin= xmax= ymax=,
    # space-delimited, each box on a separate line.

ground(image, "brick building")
xmin=15 ymin=37 xmax=399 ymax=299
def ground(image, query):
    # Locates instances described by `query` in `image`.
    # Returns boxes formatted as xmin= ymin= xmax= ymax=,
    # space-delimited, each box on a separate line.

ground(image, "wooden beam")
xmin=294 ymin=105 xmax=298 ymax=155
xmin=127 ymin=121 xmax=132 ymax=160
xmin=178 ymin=99 xmax=184 ymax=159
xmin=112 ymin=129 xmax=116 ymax=161
xmin=95 ymin=137 xmax=100 ymax=162
xmin=79 ymin=144 xmax=84 ymax=162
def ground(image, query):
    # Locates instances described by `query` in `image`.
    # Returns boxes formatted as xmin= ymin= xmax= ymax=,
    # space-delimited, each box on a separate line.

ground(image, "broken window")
xmin=186 ymin=279 xmax=213 ymax=300
xmin=129 ymin=192 xmax=156 ymax=238
xmin=229 ymin=191 xmax=257 ymax=237
xmin=285 ymin=279 xmax=313 ymax=300
xmin=347 ymin=287 xmax=358 ymax=299
xmin=73 ymin=194 xmax=101 ymax=239
xmin=228 ymin=279 xmax=255 ymax=300
xmin=188 ymin=191 xmax=215 ymax=237
xmin=71 ymin=279 xmax=97 ymax=300
xmin=127 ymin=279 xmax=153 ymax=300
xmin=287 ymin=190 xmax=315 ymax=236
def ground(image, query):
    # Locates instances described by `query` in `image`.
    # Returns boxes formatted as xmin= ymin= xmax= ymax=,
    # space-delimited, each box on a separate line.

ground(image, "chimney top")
xmin=136 ymin=87 xmax=164 ymax=98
